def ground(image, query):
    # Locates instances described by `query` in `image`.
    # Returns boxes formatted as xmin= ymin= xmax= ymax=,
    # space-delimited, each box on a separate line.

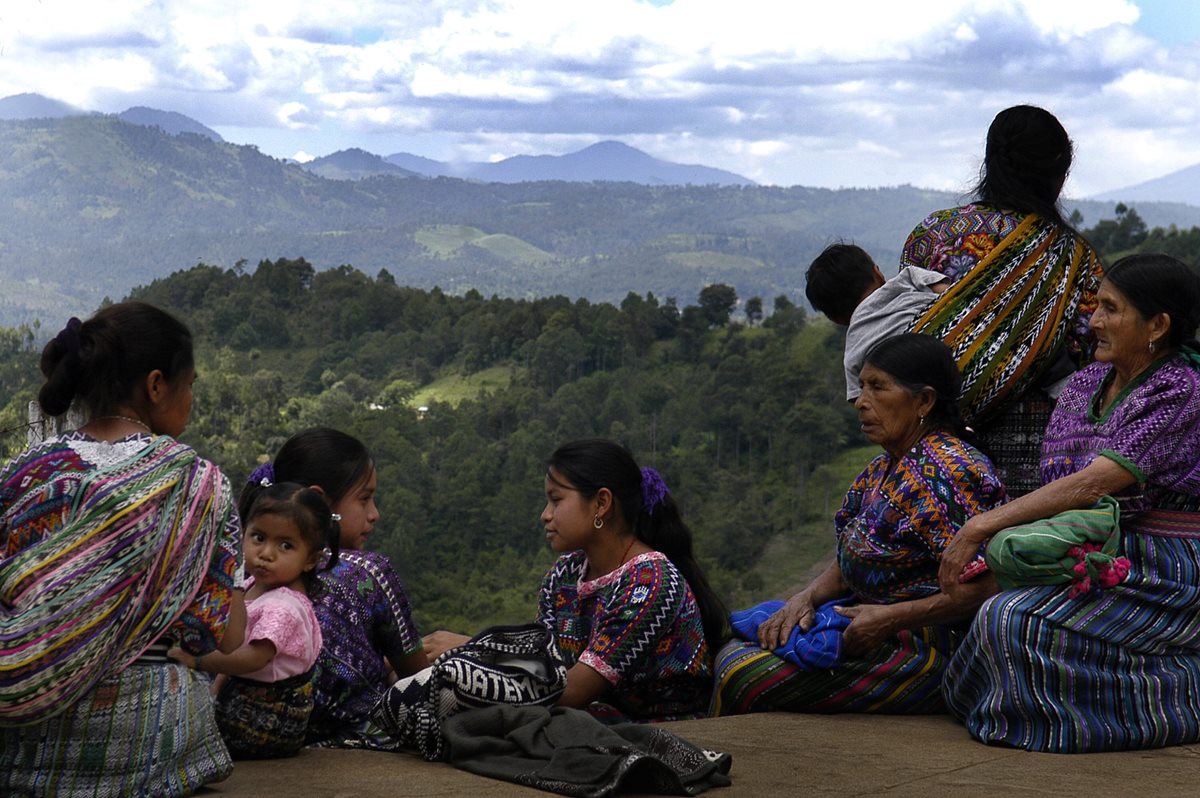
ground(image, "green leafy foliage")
xmin=0 ymin=260 xmax=869 ymax=633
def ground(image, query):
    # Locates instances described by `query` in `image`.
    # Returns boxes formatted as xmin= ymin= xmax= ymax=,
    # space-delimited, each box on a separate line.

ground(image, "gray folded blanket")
xmin=442 ymin=705 xmax=732 ymax=797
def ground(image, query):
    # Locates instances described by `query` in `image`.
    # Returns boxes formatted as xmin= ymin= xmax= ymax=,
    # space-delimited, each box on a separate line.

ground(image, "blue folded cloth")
xmin=730 ymin=598 xmax=855 ymax=670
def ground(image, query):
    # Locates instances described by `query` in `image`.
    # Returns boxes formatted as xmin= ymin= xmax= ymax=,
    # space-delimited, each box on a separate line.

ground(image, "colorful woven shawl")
xmin=911 ymin=213 xmax=1100 ymax=423
xmin=0 ymin=436 xmax=232 ymax=726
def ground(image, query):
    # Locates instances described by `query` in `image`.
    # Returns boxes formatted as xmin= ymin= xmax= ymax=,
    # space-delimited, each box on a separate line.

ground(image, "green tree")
xmin=698 ymin=283 xmax=738 ymax=328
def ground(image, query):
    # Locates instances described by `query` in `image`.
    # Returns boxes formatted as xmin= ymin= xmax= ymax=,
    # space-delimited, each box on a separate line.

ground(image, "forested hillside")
xmin=4 ymin=115 xmax=1200 ymax=329
xmin=0 ymin=261 xmax=870 ymax=631
xmin=0 ymin=210 xmax=1196 ymax=630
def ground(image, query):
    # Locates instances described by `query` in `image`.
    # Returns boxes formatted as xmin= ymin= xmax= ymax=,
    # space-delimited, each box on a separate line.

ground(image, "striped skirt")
xmin=709 ymin=625 xmax=961 ymax=716
xmin=0 ymin=662 xmax=233 ymax=797
xmin=943 ymin=511 xmax=1200 ymax=753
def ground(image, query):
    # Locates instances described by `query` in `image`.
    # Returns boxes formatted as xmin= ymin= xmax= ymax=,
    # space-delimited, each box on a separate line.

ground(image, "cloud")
xmin=2 ymin=0 xmax=1195 ymax=193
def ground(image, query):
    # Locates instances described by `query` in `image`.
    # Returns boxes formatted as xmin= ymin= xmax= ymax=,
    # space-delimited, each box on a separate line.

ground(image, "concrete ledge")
xmin=201 ymin=712 xmax=1200 ymax=797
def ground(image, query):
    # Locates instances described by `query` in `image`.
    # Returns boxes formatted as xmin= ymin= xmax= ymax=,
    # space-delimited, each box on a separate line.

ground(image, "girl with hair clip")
xmin=251 ymin=428 xmax=427 ymax=746
xmin=424 ymin=438 xmax=728 ymax=722
xmin=170 ymin=482 xmax=336 ymax=758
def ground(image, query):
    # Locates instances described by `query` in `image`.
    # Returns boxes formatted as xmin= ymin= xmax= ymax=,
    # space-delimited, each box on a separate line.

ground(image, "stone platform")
xmin=201 ymin=712 xmax=1200 ymax=797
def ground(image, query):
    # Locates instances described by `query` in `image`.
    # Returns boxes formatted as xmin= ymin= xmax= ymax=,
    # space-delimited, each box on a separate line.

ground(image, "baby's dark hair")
xmin=242 ymin=482 xmax=341 ymax=598
xmin=805 ymin=243 xmax=879 ymax=324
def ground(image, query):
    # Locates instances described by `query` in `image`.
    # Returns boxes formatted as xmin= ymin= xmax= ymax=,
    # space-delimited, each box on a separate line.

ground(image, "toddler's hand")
xmin=167 ymin=646 xmax=198 ymax=670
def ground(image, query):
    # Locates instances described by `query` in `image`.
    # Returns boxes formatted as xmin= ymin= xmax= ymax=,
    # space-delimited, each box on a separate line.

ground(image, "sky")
xmin=2 ymin=0 xmax=1198 ymax=197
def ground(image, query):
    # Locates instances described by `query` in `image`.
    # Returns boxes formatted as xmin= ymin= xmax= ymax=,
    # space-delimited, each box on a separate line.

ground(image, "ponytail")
xmin=634 ymin=489 xmax=730 ymax=650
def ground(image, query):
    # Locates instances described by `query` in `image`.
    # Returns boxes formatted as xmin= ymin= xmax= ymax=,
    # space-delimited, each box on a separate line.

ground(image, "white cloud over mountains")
xmin=1 ymin=0 xmax=1195 ymax=195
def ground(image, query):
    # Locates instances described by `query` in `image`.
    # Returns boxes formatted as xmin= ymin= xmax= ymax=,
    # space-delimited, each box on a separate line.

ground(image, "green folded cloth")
xmin=985 ymin=496 xmax=1130 ymax=595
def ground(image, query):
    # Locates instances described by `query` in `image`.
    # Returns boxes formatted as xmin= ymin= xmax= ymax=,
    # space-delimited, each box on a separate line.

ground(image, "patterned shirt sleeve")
xmin=362 ymin=552 xmax=423 ymax=661
xmin=173 ymin=474 xmax=241 ymax=655
xmin=1102 ymin=363 xmax=1200 ymax=491
xmin=579 ymin=557 xmax=684 ymax=686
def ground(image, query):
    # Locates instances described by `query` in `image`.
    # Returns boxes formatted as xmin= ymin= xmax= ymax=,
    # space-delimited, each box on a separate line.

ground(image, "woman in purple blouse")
xmin=939 ymin=254 xmax=1200 ymax=753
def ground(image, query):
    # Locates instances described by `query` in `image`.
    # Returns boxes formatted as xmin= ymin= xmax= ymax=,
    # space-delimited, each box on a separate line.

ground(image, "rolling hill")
xmin=1 ymin=114 xmax=1199 ymax=328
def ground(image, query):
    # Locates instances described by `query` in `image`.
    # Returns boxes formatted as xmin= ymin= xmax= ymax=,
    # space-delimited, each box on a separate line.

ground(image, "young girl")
xmin=170 ymin=482 xmax=336 ymax=758
xmin=256 ymin=427 xmax=427 ymax=745
xmin=424 ymin=438 xmax=728 ymax=721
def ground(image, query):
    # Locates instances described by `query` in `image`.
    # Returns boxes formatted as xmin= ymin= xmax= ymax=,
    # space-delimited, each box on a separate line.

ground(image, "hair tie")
xmin=55 ymin=317 xmax=82 ymax=356
xmin=248 ymin=462 xmax=275 ymax=488
xmin=641 ymin=467 xmax=670 ymax=515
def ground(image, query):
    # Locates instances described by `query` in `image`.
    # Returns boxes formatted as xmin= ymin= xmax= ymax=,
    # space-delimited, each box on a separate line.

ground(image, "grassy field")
xmin=665 ymin=251 xmax=766 ymax=272
xmin=413 ymin=224 xmax=488 ymax=256
xmin=408 ymin=365 xmax=522 ymax=408
xmin=414 ymin=225 xmax=553 ymax=264
xmin=468 ymin=234 xmax=552 ymax=264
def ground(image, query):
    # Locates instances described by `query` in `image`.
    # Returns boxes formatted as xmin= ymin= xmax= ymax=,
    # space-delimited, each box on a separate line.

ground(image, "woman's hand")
xmin=938 ymin=516 xmax=989 ymax=594
xmin=834 ymin=604 xmax=897 ymax=658
xmin=757 ymin=590 xmax=816 ymax=650
xmin=421 ymin=630 xmax=471 ymax=663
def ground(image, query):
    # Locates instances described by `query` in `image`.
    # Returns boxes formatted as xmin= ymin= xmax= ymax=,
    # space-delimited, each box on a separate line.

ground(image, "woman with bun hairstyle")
xmin=0 ymin=302 xmax=243 ymax=797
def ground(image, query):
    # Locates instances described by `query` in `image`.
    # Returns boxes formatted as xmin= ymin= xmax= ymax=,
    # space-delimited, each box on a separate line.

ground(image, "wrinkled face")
xmin=1090 ymin=279 xmax=1157 ymax=369
xmin=854 ymin=363 xmax=929 ymax=454
xmin=244 ymin=512 xmax=319 ymax=591
xmin=331 ymin=464 xmax=379 ymax=550
xmin=540 ymin=468 xmax=599 ymax=554
xmin=151 ymin=368 xmax=195 ymax=438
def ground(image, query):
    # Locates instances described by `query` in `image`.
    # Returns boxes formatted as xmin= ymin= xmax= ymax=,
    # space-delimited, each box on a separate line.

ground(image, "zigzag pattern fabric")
xmin=910 ymin=213 xmax=1099 ymax=423
xmin=537 ymin=550 xmax=711 ymax=721
xmin=0 ymin=436 xmax=232 ymax=725
xmin=711 ymin=431 xmax=1005 ymax=716
xmin=837 ymin=431 xmax=1006 ymax=604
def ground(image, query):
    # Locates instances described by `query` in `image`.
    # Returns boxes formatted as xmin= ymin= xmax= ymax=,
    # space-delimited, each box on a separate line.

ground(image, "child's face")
xmin=244 ymin=512 xmax=320 ymax=591
xmin=331 ymin=464 xmax=379 ymax=550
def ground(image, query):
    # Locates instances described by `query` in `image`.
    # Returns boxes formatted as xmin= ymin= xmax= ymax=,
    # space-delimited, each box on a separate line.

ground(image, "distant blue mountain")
xmin=1091 ymin=162 xmax=1200 ymax=208
xmin=0 ymin=93 xmax=83 ymax=120
xmin=118 ymin=106 xmax=223 ymax=141
xmin=386 ymin=140 xmax=755 ymax=186
xmin=302 ymin=148 xmax=421 ymax=181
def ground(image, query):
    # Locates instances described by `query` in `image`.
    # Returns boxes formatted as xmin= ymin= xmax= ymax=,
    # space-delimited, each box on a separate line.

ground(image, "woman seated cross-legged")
xmin=423 ymin=438 xmax=728 ymax=722
xmin=711 ymin=334 xmax=1006 ymax=716
xmin=940 ymin=254 xmax=1200 ymax=753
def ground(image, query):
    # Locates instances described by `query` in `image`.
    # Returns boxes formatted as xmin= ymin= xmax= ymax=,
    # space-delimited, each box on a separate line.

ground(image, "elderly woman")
xmin=940 ymin=254 xmax=1200 ymax=753
xmin=711 ymin=334 xmax=1006 ymax=715
xmin=901 ymin=105 xmax=1104 ymax=495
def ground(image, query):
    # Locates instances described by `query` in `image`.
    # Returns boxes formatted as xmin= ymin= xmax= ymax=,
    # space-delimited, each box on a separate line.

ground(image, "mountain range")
xmin=381 ymin=140 xmax=755 ymax=186
xmin=3 ymin=92 xmax=1199 ymax=201
xmin=0 ymin=94 xmax=1199 ymax=329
